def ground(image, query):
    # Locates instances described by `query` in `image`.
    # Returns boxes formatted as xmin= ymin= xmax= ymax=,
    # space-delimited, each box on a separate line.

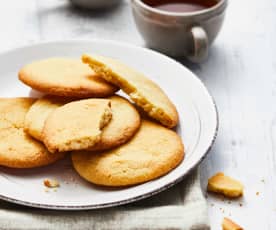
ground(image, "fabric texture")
xmin=0 ymin=168 xmax=209 ymax=230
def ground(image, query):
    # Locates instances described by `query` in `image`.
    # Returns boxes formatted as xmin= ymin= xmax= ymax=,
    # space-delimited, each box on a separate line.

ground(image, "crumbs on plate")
xmin=43 ymin=178 xmax=60 ymax=188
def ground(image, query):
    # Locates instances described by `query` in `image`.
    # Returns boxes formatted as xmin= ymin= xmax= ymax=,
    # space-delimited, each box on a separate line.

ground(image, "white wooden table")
xmin=0 ymin=0 xmax=275 ymax=229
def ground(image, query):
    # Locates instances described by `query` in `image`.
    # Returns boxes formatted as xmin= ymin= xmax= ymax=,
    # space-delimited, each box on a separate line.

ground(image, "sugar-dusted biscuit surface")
xmin=82 ymin=54 xmax=178 ymax=128
xmin=72 ymin=120 xmax=184 ymax=186
xmin=19 ymin=58 xmax=118 ymax=98
xmin=0 ymin=98 xmax=65 ymax=168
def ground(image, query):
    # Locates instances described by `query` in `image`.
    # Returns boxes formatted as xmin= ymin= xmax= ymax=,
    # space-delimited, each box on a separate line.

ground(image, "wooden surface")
xmin=0 ymin=0 xmax=275 ymax=229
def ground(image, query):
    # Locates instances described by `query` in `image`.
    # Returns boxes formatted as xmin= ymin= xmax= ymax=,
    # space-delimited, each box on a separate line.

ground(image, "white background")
xmin=0 ymin=0 xmax=275 ymax=229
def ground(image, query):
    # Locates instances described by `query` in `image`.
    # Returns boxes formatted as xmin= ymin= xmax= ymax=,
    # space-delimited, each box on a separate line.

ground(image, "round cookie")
xmin=0 ymin=98 xmax=65 ymax=168
xmin=42 ymin=99 xmax=112 ymax=153
xmin=25 ymin=95 xmax=140 ymax=151
xmin=25 ymin=96 xmax=72 ymax=141
xmin=71 ymin=120 xmax=184 ymax=186
xmin=19 ymin=58 xmax=118 ymax=98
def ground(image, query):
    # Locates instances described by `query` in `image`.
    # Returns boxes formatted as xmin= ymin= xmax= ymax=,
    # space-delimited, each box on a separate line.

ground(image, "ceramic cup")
xmin=131 ymin=0 xmax=227 ymax=62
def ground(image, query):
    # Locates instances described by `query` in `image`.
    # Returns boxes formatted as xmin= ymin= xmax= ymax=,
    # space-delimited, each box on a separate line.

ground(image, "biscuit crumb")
xmin=256 ymin=192 xmax=259 ymax=196
xmin=207 ymin=172 xmax=243 ymax=198
xmin=44 ymin=179 xmax=60 ymax=188
xmin=44 ymin=188 xmax=49 ymax=193
xmin=222 ymin=217 xmax=243 ymax=230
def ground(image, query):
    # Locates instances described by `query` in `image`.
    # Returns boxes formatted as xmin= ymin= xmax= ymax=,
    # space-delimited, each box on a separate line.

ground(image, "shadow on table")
xmin=176 ymin=45 xmax=227 ymax=75
xmin=142 ymin=43 xmax=228 ymax=86
xmin=37 ymin=1 xmax=125 ymax=20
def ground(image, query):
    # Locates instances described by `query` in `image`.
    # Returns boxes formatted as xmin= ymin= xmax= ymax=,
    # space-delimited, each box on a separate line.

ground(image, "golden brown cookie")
xmin=19 ymin=58 xmax=118 ymax=98
xmin=24 ymin=95 xmax=72 ymax=141
xmin=25 ymin=95 xmax=140 ymax=151
xmin=72 ymin=120 xmax=184 ymax=186
xmin=42 ymin=99 xmax=112 ymax=153
xmin=0 ymin=98 xmax=65 ymax=168
xmin=82 ymin=54 xmax=178 ymax=128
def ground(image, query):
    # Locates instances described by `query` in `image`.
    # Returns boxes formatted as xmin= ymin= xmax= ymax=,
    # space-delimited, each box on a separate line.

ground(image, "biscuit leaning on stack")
xmin=0 ymin=55 xmax=184 ymax=187
xmin=82 ymin=54 xmax=179 ymax=128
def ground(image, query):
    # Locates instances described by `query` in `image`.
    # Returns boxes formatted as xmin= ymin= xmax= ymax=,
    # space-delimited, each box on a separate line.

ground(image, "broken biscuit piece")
xmin=222 ymin=217 xmax=243 ymax=230
xmin=82 ymin=54 xmax=178 ymax=128
xmin=44 ymin=179 xmax=60 ymax=188
xmin=207 ymin=172 xmax=243 ymax=198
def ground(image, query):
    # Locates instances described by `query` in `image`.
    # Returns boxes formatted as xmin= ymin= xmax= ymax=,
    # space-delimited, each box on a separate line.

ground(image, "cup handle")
xmin=189 ymin=26 xmax=208 ymax=62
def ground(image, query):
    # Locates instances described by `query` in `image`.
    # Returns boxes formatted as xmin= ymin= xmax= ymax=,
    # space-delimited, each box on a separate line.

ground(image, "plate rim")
xmin=0 ymin=39 xmax=219 ymax=210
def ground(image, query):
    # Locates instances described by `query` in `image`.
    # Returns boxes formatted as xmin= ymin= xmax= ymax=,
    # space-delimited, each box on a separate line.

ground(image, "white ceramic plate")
xmin=0 ymin=40 xmax=218 ymax=210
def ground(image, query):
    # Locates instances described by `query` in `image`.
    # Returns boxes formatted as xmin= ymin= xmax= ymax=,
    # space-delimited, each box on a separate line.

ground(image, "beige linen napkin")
xmin=0 ymin=168 xmax=209 ymax=230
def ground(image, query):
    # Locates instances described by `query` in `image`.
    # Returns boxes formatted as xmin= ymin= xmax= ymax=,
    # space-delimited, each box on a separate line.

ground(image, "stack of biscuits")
xmin=0 ymin=55 xmax=184 ymax=187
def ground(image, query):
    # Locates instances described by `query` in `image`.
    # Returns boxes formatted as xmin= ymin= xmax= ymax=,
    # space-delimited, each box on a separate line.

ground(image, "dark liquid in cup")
xmin=142 ymin=0 xmax=218 ymax=13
